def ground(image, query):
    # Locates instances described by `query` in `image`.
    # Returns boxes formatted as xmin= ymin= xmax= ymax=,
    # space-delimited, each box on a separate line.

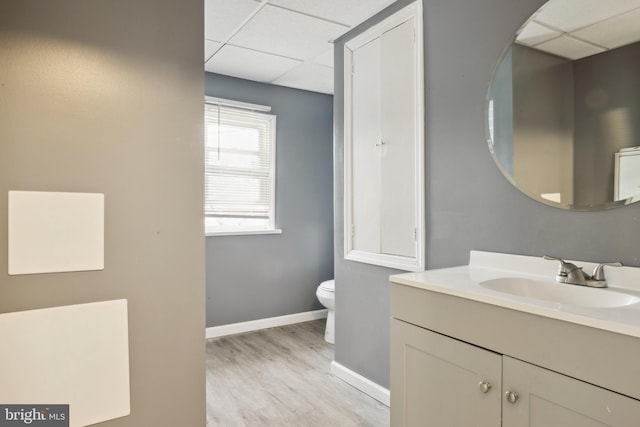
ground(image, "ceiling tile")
xmin=516 ymin=20 xmax=562 ymax=46
xmin=572 ymin=8 xmax=640 ymax=50
xmin=535 ymin=0 xmax=640 ymax=32
xmin=267 ymin=0 xmax=395 ymax=27
xmin=229 ymin=4 xmax=348 ymax=61
xmin=204 ymin=0 xmax=261 ymax=42
xmin=205 ymin=44 xmax=302 ymax=82
xmin=310 ymin=48 xmax=334 ymax=68
xmin=272 ymin=62 xmax=334 ymax=94
xmin=205 ymin=40 xmax=222 ymax=61
xmin=535 ymin=34 xmax=605 ymax=60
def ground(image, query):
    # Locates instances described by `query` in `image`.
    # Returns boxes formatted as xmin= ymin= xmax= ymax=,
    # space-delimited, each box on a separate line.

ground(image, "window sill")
xmin=205 ymin=229 xmax=283 ymax=237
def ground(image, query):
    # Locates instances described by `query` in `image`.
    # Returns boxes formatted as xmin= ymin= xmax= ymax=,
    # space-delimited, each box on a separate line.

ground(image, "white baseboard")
xmin=330 ymin=361 xmax=390 ymax=407
xmin=206 ymin=309 xmax=328 ymax=339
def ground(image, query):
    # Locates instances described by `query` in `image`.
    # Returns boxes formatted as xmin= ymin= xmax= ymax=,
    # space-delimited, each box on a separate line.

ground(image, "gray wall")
xmin=205 ymin=73 xmax=334 ymax=327
xmin=0 ymin=2 xmax=205 ymax=426
xmin=574 ymin=41 xmax=640 ymax=205
xmin=513 ymin=44 xmax=575 ymax=205
xmin=335 ymin=0 xmax=640 ymax=390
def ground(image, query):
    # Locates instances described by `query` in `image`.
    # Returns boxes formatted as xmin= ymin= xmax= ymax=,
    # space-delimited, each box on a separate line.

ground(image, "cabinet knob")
xmin=478 ymin=381 xmax=492 ymax=393
xmin=505 ymin=390 xmax=519 ymax=404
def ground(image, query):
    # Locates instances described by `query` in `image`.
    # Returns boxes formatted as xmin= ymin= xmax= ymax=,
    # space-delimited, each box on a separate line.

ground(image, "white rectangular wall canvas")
xmin=8 ymin=191 xmax=104 ymax=275
xmin=0 ymin=299 xmax=130 ymax=426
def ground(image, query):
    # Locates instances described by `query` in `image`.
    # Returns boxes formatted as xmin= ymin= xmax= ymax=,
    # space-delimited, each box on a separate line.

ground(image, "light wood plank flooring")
xmin=206 ymin=319 xmax=390 ymax=426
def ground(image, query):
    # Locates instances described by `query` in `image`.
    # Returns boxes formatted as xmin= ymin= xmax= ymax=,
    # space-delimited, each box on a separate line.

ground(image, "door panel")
xmin=351 ymin=38 xmax=381 ymax=253
xmin=380 ymin=18 xmax=416 ymax=258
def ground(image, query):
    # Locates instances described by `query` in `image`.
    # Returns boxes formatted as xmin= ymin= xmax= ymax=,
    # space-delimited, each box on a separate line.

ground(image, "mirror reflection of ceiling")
xmin=516 ymin=0 xmax=640 ymax=60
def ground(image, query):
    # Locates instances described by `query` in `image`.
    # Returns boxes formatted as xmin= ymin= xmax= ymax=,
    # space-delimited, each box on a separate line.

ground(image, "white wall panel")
xmin=0 ymin=300 xmax=130 ymax=427
xmin=8 ymin=191 xmax=104 ymax=275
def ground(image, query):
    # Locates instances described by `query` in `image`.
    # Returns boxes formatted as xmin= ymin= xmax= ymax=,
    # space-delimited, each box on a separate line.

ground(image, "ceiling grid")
xmin=516 ymin=0 xmax=640 ymax=60
xmin=204 ymin=0 xmax=396 ymax=94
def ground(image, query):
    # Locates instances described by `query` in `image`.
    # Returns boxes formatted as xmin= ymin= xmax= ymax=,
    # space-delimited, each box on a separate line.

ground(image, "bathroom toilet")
xmin=316 ymin=279 xmax=335 ymax=344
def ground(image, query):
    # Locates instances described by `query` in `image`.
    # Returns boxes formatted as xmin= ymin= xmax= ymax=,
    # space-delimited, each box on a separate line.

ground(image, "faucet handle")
xmin=543 ymin=254 xmax=569 ymax=271
xmin=592 ymin=262 xmax=622 ymax=281
xmin=543 ymin=255 xmax=566 ymax=264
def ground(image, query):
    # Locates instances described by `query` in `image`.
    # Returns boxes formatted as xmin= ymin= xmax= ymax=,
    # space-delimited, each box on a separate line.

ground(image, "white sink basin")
xmin=479 ymin=277 xmax=640 ymax=308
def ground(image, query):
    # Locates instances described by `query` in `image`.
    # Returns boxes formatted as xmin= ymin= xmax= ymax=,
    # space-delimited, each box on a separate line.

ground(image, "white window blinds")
xmin=204 ymin=101 xmax=276 ymax=232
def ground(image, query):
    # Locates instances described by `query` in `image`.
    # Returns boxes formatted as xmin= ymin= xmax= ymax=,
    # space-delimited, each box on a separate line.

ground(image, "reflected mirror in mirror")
xmin=486 ymin=0 xmax=640 ymax=210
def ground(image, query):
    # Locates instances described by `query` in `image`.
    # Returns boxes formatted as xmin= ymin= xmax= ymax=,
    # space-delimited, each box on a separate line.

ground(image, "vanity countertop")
xmin=390 ymin=251 xmax=640 ymax=339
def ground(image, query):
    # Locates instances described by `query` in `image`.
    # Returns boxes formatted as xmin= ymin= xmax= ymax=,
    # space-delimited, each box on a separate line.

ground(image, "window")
xmin=204 ymin=97 xmax=278 ymax=235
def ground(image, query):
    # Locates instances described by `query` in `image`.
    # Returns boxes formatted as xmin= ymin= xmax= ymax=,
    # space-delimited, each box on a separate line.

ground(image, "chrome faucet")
xmin=543 ymin=255 xmax=622 ymax=288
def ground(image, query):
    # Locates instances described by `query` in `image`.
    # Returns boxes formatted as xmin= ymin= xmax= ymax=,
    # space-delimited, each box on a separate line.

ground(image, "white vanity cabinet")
xmin=390 ymin=281 xmax=640 ymax=427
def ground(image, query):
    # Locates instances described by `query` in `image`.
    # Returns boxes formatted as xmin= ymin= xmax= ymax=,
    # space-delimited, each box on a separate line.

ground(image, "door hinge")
xmin=414 ymin=228 xmax=417 ymax=241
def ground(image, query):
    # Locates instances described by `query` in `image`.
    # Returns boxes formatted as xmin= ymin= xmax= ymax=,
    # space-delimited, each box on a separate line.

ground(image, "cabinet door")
xmin=351 ymin=39 xmax=380 ymax=253
xmin=379 ymin=17 xmax=416 ymax=258
xmin=503 ymin=356 xmax=640 ymax=427
xmin=391 ymin=319 xmax=502 ymax=427
xmin=351 ymin=36 xmax=382 ymax=254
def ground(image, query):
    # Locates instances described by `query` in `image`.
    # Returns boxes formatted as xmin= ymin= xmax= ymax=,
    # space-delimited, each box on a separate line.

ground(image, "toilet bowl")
xmin=316 ymin=279 xmax=335 ymax=344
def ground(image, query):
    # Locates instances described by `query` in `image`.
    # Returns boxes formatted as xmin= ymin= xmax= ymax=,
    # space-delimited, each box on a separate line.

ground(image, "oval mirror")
xmin=486 ymin=0 xmax=640 ymax=210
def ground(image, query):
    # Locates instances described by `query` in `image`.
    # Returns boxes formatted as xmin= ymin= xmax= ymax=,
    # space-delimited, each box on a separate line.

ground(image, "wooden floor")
xmin=206 ymin=319 xmax=390 ymax=426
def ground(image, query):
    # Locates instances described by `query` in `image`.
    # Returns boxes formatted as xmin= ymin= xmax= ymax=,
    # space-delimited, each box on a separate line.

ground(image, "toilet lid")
xmin=319 ymin=279 xmax=334 ymax=292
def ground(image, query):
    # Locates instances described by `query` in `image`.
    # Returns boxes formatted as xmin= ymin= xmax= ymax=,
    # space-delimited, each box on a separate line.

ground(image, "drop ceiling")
xmin=204 ymin=0 xmax=396 ymax=94
xmin=516 ymin=0 xmax=640 ymax=60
